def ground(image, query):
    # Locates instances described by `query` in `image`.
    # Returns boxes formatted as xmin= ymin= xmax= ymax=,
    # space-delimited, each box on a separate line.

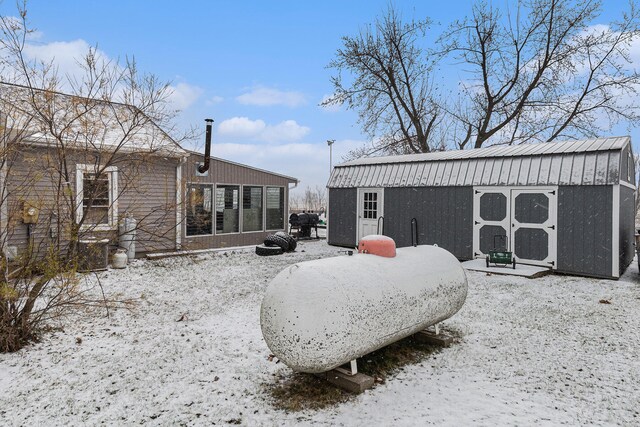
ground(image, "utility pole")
xmin=327 ymin=139 xmax=335 ymax=175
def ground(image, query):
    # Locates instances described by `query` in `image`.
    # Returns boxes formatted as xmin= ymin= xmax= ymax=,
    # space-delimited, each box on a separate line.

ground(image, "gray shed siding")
xmin=619 ymin=185 xmax=635 ymax=275
xmin=383 ymin=187 xmax=473 ymax=259
xmin=328 ymin=188 xmax=357 ymax=247
xmin=556 ymin=186 xmax=613 ymax=278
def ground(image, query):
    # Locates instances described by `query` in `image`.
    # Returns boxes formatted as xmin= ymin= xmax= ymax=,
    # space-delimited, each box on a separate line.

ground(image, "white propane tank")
xmin=111 ymin=248 xmax=128 ymax=269
xmin=260 ymin=244 xmax=468 ymax=373
xmin=118 ymin=215 xmax=137 ymax=261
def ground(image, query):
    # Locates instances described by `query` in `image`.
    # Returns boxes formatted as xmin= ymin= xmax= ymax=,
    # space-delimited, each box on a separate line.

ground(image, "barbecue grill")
xmin=289 ymin=212 xmax=320 ymax=239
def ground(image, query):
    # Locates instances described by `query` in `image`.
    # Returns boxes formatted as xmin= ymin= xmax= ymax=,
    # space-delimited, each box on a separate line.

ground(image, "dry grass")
xmin=266 ymin=329 xmax=459 ymax=412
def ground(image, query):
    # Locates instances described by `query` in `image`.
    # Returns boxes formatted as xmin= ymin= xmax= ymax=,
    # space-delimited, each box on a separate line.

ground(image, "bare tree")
xmin=324 ymin=6 xmax=444 ymax=155
xmin=445 ymin=0 xmax=640 ymax=148
xmin=289 ymin=186 xmax=327 ymax=213
xmin=0 ymin=4 xmax=187 ymax=352
xmin=328 ymin=1 xmax=640 ymax=156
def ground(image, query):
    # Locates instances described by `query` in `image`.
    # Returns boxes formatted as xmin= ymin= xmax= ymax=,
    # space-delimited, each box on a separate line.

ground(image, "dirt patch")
xmin=265 ymin=331 xmax=457 ymax=412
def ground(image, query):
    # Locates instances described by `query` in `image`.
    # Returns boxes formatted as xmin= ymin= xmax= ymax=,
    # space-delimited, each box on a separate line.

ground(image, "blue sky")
xmin=1 ymin=1 xmax=637 ymax=194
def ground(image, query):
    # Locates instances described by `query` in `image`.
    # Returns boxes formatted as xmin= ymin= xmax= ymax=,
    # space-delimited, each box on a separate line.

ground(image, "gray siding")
xmin=383 ymin=187 xmax=473 ymax=260
xmin=328 ymin=188 xmax=357 ymax=247
xmin=6 ymin=145 xmax=180 ymax=257
xmin=619 ymin=185 xmax=635 ymax=275
xmin=557 ymin=186 xmax=613 ymax=278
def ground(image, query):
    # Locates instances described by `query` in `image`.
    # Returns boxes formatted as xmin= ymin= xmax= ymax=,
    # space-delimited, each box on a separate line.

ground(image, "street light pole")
xmin=327 ymin=139 xmax=335 ymax=175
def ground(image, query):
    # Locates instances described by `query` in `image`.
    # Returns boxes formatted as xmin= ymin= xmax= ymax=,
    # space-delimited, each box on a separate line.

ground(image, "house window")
xmin=243 ymin=186 xmax=263 ymax=232
xmin=216 ymin=185 xmax=240 ymax=233
xmin=76 ymin=165 xmax=117 ymax=230
xmin=186 ymin=184 xmax=213 ymax=236
xmin=266 ymin=187 xmax=284 ymax=230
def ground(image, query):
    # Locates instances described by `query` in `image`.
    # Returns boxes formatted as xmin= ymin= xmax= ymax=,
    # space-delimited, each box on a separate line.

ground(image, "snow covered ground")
xmin=1 ymin=240 xmax=639 ymax=426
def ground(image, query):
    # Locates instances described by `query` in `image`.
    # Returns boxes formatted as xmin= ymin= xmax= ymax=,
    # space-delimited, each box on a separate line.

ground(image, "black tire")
xmin=255 ymin=244 xmax=283 ymax=256
xmin=264 ymin=234 xmax=290 ymax=251
xmin=275 ymin=231 xmax=297 ymax=251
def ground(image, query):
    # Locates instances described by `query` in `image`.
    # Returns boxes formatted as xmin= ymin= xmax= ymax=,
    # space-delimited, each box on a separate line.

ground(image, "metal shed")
xmin=327 ymin=137 xmax=636 ymax=279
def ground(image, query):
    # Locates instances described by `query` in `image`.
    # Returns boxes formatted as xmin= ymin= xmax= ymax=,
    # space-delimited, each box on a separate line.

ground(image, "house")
xmin=0 ymin=82 xmax=189 ymax=262
xmin=0 ymin=83 xmax=297 ymax=262
xmin=180 ymin=151 xmax=297 ymax=250
xmin=327 ymin=137 xmax=636 ymax=279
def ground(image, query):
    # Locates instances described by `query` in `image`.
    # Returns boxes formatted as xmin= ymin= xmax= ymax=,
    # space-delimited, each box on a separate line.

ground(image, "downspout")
xmin=175 ymin=156 xmax=186 ymax=250
xmin=287 ymin=180 xmax=298 ymax=232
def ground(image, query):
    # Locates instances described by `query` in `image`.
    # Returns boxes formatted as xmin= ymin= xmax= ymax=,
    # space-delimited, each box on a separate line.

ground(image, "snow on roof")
xmin=0 ymin=82 xmax=187 ymax=158
xmin=328 ymin=137 xmax=631 ymax=188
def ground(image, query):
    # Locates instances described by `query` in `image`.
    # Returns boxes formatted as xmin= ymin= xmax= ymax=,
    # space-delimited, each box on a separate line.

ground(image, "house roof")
xmin=328 ymin=137 xmax=633 ymax=188
xmin=0 ymin=82 xmax=188 ymax=158
xmin=186 ymin=150 xmax=298 ymax=183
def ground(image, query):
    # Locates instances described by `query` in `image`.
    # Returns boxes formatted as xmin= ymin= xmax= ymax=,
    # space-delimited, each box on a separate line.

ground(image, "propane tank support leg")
xmin=335 ymin=359 xmax=358 ymax=376
xmin=315 ymin=360 xmax=374 ymax=394
xmin=415 ymin=327 xmax=454 ymax=347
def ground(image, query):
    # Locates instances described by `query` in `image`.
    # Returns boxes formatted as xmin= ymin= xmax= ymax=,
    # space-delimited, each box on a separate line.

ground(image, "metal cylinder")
xmin=260 ymin=244 xmax=468 ymax=373
xmin=118 ymin=215 xmax=137 ymax=261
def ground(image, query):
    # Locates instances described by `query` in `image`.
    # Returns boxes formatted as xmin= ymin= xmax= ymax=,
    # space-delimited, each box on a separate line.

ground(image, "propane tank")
xmin=260 ymin=240 xmax=467 ymax=373
xmin=118 ymin=214 xmax=137 ymax=261
xmin=111 ymin=248 xmax=128 ymax=269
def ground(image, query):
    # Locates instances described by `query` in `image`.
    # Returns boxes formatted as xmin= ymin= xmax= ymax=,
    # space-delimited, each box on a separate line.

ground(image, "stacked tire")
xmin=255 ymin=231 xmax=297 ymax=256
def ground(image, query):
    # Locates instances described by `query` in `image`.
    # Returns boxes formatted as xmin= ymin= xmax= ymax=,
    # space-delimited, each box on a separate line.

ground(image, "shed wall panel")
xmin=557 ymin=186 xmax=613 ymax=278
xmin=382 ymin=186 xmax=473 ymax=259
xmin=328 ymin=188 xmax=357 ymax=247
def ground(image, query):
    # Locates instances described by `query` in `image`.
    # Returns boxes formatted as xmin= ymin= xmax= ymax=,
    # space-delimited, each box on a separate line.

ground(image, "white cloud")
xmin=262 ymin=119 xmax=310 ymax=142
xmin=218 ymin=117 xmax=266 ymax=138
xmin=209 ymin=138 xmax=368 ymax=195
xmin=217 ymin=117 xmax=310 ymax=142
xmin=236 ymin=86 xmax=306 ymax=107
xmin=23 ymin=39 xmax=110 ymax=82
xmin=167 ymin=82 xmax=203 ymax=110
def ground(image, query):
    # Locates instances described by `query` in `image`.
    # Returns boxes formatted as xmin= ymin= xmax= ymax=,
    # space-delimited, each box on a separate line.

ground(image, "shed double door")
xmin=473 ymin=187 xmax=557 ymax=268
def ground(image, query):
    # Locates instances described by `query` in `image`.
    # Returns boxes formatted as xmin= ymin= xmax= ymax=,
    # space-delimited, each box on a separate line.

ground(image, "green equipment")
xmin=486 ymin=235 xmax=516 ymax=269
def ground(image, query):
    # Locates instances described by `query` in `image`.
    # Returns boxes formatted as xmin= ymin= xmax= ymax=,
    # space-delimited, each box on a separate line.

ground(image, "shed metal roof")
xmin=328 ymin=137 xmax=631 ymax=188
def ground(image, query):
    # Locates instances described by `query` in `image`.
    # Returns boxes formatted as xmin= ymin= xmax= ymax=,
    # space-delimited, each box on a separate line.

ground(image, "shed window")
xmin=266 ymin=187 xmax=284 ymax=230
xmin=186 ymin=184 xmax=213 ymax=236
xmin=216 ymin=185 xmax=240 ymax=233
xmin=243 ymin=186 xmax=263 ymax=232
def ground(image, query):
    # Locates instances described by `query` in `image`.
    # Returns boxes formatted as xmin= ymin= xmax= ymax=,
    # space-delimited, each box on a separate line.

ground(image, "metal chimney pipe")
xmin=198 ymin=118 xmax=214 ymax=174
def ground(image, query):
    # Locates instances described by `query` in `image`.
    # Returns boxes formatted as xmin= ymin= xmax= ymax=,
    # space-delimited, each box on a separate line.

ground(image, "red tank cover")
xmin=358 ymin=235 xmax=396 ymax=258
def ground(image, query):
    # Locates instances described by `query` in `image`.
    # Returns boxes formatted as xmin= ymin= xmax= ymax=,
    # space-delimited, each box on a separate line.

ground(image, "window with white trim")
xmin=76 ymin=165 xmax=118 ymax=230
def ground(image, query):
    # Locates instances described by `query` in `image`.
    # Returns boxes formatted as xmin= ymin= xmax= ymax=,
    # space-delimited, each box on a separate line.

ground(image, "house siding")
xmin=557 ymin=186 xmax=613 ymax=278
xmin=5 ymin=145 xmax=180 ymax=257
xmin=383 ymin=187 xmax=473 ymax=259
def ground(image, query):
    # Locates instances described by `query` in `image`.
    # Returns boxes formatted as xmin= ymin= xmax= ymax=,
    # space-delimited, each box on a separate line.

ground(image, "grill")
xmin=289 ymin=212 xmax=319 ymax=239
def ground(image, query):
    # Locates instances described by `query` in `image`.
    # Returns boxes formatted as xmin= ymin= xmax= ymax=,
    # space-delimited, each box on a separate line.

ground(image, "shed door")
xmin=357 ymin=188 xmax=384 ymax=243
xmin=511 ymin=189 xmax=557 ymax=267
xmin=474 ymin=187 xmax=557 ymax=268
xmin=473 ymin=189 xmax=511 ymax=257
